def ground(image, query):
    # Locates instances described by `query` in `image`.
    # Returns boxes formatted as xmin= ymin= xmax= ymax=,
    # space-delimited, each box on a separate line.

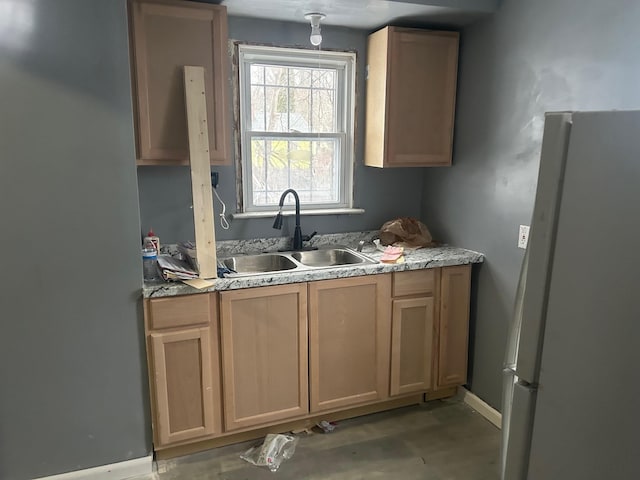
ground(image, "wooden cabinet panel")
xmin=150 ymin=327 xmax=221 ymax=446
xmin=390 ymin=297 xmax=435 ymax=396
xmin=220 ymin=284 xmax=308 ymax=430
xmin=130 ymin=0 xmax=229 ymax=165
xmin=148 ymin=294 xmax=210 ymax=330
xmin=365 ymin=27 xmax=459 ymax=168
xmin=309 ymin=275 xmax=392 ymax=412
xmin=438 ymin=265 xmax=471 ymax=388
xmin=393 ymin=269 xmax=436 ymax=297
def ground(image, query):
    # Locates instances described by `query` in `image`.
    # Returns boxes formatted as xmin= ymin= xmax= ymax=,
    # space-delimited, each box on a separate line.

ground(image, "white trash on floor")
xmin=240 ymin=433 xmax=299 ymax=472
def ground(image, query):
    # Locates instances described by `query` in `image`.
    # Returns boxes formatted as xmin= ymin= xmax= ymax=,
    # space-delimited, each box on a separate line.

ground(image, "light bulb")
xmin=305 ymin=13 xmax=325 ymax=47
xmin=310 ymin=26 xmax=322 ymax=46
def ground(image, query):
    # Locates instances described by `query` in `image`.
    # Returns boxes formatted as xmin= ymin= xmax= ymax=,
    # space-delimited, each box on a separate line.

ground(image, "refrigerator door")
xmin=514 ymin=112 xmax=573 ymax=384
xmin=526 ymin=111 xmax=640 ymax=479
xmin=500 ymin=247 xmax=528 ymax=478
xmin=501 ymin=112 xmax=572 ymax=480
xmin=502 ymin=378 xmax=537 ymax=480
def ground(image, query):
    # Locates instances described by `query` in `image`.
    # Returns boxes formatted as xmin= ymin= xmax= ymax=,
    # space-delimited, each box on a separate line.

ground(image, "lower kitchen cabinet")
xmin=390 ymin=269 xmax=438 ymax=396
xmin=390 ymin=296 xmax=436 ymax=395
xmin=142 ymin=264 xmax=474 ymax=454
xmin=308 ymin=275 xmax=392 ymax=412
xmin=219 ymin=284 xmax=309 ymax=430
xmin=150 ymin=327 xmax=220 ymax=445
xmin=437 ymin=265 xmax=472 ymax=388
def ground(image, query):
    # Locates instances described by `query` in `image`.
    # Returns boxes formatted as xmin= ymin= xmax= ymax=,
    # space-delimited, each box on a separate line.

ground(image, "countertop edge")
xmin=142 ymin=247 xmax=484 ymax=299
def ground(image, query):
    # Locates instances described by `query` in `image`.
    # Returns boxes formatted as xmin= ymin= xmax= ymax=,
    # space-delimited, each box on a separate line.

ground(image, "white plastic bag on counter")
xmin=240 ymin=433 xmax=299 ymax=472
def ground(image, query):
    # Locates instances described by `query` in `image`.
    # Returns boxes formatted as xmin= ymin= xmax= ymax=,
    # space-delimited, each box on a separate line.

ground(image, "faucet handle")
xmin=303 ymin=231 xmax=317 ymax=242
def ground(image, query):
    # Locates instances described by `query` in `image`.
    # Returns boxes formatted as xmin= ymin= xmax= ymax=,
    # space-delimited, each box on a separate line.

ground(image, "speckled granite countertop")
xmin=143 ymin=231 xmax=484 ymax=299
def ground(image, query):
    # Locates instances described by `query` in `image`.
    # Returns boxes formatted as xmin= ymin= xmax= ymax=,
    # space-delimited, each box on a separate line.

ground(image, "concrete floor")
xmin=139 ymin=399 xmax=500 ymax=480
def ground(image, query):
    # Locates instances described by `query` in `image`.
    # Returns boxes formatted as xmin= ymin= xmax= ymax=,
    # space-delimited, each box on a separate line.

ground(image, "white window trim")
xmin=237 ymin=44 xmax=356 ymax=214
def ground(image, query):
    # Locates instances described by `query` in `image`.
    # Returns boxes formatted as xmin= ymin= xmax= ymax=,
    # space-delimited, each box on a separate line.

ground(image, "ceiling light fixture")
xmin=304 ymin=13 xmax=325 ymax=47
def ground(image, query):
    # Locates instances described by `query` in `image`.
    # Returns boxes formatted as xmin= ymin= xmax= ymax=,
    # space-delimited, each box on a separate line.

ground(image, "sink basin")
xmin=220 ymin=247 xmax=376 ymax=277
xmin=222 ymin=254 xmax=297 ymax=274
xmin=292 ymin=248 xmax=374 ymax=267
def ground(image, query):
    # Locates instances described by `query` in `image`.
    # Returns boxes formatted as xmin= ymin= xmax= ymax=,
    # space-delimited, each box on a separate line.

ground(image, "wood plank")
xmin=184 ymin=65 xmax=217 ymax=279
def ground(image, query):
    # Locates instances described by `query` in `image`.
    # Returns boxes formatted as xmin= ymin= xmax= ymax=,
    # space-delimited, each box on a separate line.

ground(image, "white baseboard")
xmin=459 ymin=387 xmax=502 ymax=429
xmin=33 ymin=456 xmax=153 ymax=480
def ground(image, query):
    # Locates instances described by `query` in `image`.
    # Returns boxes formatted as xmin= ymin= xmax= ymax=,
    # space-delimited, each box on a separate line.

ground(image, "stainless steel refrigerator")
xmin=501 ymin=111 xmax=640 ymax=480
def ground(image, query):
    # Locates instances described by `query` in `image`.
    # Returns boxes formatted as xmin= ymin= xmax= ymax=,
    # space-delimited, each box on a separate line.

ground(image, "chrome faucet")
xmin=272 ymin=188 xmax=317 ymax=251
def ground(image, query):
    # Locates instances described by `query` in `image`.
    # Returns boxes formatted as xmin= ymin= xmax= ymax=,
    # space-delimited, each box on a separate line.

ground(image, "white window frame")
xmin=237 ymin=44 xmax=356 ymax=214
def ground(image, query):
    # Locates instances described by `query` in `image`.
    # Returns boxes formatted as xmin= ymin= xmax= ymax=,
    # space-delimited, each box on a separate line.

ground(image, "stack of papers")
xmin=157 ymin=255 xmax=198 ymax=280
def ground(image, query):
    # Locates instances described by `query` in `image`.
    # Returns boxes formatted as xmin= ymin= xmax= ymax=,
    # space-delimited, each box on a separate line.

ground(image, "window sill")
xmin=232 ymin=208 xmax=365 ymax=220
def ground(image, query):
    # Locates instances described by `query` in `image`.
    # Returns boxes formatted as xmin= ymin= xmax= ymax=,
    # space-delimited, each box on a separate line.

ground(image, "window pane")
xmin=289 ymin=87 xmax=311 ymax=133
xmin=251 ymin=139 xmax=267 ymax=204
xmin=250 ymin=64 xmax=339 ymax=134
xmin=250 ymin=137 xmax=340 ymax=206
xmin=250 ymin=65 xmax=265 ymax=85
xmin=250 ymin=85 xmax=265 ymax=130
xmin=312 ymin=69 xmax=336 ymax=89
xmin=312 ymin=89 xmax=336 ymax=133
xmin=264 ymin=65 xmax=288 ymax=86
xmin=289 ymin=68 xmax=311 ymax=87
xmin=264 ymin=86 xmax=289 ymax=132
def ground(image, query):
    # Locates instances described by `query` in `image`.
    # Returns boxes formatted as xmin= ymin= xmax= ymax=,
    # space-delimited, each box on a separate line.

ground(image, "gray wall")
xmin=0 ymin=1 xmax=149 ymax=479
xmin=421 ymin=0 xmax=640 ymax=409
xmin=137 ymin=16 xmax=425 ymax=243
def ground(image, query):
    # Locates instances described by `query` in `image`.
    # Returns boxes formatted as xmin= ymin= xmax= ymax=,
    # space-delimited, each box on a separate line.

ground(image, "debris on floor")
xmin=316 ymin=420 xmax=337 ymax=433
xmin=290 ymin=427 xmax=314 ymax=436
xmin=240 ymin=433 xmax=299 ymax=472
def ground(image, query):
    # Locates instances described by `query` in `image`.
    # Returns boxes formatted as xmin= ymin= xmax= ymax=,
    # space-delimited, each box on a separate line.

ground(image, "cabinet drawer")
xmin=393 ymin=269 xmax=436 ymax=297
xmin=149 ymin=294 xmax=211 ymax=330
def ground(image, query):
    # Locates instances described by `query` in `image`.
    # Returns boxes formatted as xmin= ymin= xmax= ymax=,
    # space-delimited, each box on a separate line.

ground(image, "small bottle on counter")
xmin=143 ymin=228 xmax=160 ymax=255
xmin=142 ymin=245 xmax=160 ymax=281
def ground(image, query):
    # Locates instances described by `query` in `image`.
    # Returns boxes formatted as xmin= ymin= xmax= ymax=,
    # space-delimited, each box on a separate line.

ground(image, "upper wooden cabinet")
xmin=129 ymin=0 xmax=230 ymax=165
xmin=365 ymin=27 xmax=459 ymax=168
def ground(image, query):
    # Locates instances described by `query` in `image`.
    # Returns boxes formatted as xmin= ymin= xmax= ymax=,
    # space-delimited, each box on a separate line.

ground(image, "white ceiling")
xmin=217 ymin=0 xmax=499 ymax=29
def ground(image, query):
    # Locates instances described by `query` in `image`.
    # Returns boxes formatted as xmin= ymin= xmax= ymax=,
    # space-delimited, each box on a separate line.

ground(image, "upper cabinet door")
xmin=130 ymin=0 xmax=230 ymax=165
xmin=365 ymin=27 xmax=459 ymax=168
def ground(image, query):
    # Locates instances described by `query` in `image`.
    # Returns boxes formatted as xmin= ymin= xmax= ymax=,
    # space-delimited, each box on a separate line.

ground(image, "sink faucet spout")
xmin=272 ymin=188 xmax=311 ymax=250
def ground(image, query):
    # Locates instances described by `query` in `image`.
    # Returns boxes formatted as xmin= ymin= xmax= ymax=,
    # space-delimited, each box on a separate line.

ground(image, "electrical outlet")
xmin=518 ymin=225 xmax=530 ymax=249
xmin=211 ymin=171 xmax=219 ymax=188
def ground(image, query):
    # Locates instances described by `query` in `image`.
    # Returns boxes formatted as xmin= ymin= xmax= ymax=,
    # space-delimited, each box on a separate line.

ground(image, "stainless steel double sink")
xmin=220 ymin=247 xmax=377 ymax=277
